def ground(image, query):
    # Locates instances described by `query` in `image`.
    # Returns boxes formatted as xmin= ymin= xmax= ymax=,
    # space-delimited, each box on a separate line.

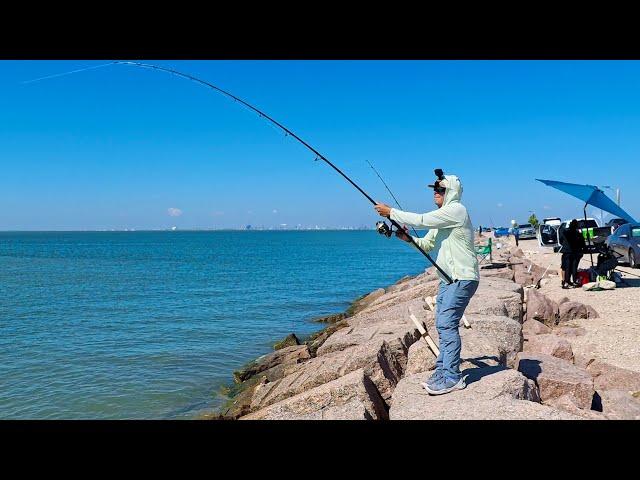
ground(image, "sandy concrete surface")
xmin=501 ymin=237 xmax=640 ymax=373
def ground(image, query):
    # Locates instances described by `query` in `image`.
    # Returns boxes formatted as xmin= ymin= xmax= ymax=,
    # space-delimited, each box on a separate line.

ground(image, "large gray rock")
xmin=558 ymin=302 xmax=589 ymax=322
xmin=523 ymin=334 xmax=574 ymax=362
xmin=512 ymin=259 xmax=548 ymax=287
xmin=544 ymin=394 xmax=605 ymax=420
xmin=525 ymin=289 xmax=559 ymax=327
xmin=460 ymin=327 xmax=505 ymax=368
xmin=466 ymin=288 xmax=523 ymax=322
xmin=347 ymin=298 xmax=427 ymax=327
xmin=385 ymin=274 xmax=426 ymax=294
xmin=346 ymin=288 xmax=386 ymax=316
xmin=348 ymin=296 xmax=426 ymax=328
xmin=251 ymin=335 xmax=411 ymax=411
xmin=513 ymin=269 xmax=535 ymax=288
xmin=479 ymin=277 xmax=524 ymax=299
xmin=241 ymin=369 xmax=388 ymax=420
xmin=553 ymin=326 xmax=587 ymax=337
xmin=273 ymin=333 xmax=300 ymax=350
xmin=574 ymin=353 xmax=596 ymax=369
xmin=361 ymin=280 xmax=440 ymax=313
xmin=389 ymin=368 xmax=581 ymax=420
xmin=586 ymin=360 xmax=640 ymax=392
xmin=404 ymin=327 xmax=503 ymax=376
xmin=585 ymin=305 xmax=599 ymax=318
xmin=405 ymin=340 xmax=437 ymax=375
xmin=316 ymin=315 xmax=420 ymax=357
xmin=599 ymin=390 xmax=640 ymax=420
xmin=557 ymin=302 xmax=599 ymax=322
xmin=233 ymin=345 xmax=311 ymax=383
xmin=522 ymin=319 xmax=552 ymax=336
xmin=465 ymin=314 xmax=523 ymax=367
xmin=479 ymin=266 xmax=515 ymax=282
xmin=305 ymin=320 xmax=349 ymax=357
xmin=517 ymin=352 xmax=595 ymax=409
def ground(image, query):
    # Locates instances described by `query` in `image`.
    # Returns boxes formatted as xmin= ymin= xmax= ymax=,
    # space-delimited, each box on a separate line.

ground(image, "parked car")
xmin=605 ymin=218 xmax=628 ymax=234
xmin=493 ymin=227 xmax=510 ymax=238
xmin=606 ymin=223 xmax=640 ymax=268
xmin=517 ymin=223 xmax=536 ymax=240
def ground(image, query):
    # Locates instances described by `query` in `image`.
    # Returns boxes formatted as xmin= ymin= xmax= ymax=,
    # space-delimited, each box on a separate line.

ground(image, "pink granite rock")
xmin=389 ymin=369 xmax=582 ymax=420
xmin=517 ymin=352 xmax=595 ymax=409
xmin=599 ymin=390 xmax=640 ymax=420
xmin=522 ymin=319 xmax=552 ymax=336
xmin=558 ymin=301 xmax=589 ymax=322
xmin=553 ymin=326 xmax=587 ymax=337
xmin=586 ymin=360 xmax=640 ymax=392
xmin=241 ymin=369 xmax=388 ymax=420
xmin=525 ymin=289 xmax=559 ymax=327
xmin=523 ymin=334 xmax=574 ymax=362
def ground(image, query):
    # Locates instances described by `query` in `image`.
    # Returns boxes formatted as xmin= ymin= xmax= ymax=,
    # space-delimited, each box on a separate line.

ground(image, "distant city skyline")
xmin=0 ymin=224 xmax=381 ymax=232
xmin=2 ymin=60 xmax=638 ymax=231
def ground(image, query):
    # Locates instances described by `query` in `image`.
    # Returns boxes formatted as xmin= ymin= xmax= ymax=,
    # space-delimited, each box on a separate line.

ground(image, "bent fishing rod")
xmin=367 ymin=161 xmax=455 ymax=283
xmin=24 ymin=61 xmax=454 ymax=284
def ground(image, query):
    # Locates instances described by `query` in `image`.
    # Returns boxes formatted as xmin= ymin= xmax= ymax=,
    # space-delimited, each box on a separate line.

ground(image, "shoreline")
xmin=198 ymin=273 xmax=418 ymax=419
xmin=200 ymin=235 xmax=640 ymax=420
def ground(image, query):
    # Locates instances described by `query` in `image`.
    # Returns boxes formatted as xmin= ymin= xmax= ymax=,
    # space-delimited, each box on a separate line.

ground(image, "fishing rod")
xmin=366 ymin=159 xmax=419 ymax=238
xmin=24 ymin=60 xmax=453 ymax=284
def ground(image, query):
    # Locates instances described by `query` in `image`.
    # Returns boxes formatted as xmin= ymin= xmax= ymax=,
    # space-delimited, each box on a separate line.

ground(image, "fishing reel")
xmin=376 ymin=220 xmax=394 ymax=238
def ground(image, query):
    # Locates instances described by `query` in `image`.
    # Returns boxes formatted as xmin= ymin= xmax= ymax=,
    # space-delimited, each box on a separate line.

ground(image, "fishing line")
xmin=23 ymin=60 xmax=454 ymax=283
xmin=366 ymin=159 xmax=419 ymax=238
xmin=21 ymin=62 xmax=118 ymax=85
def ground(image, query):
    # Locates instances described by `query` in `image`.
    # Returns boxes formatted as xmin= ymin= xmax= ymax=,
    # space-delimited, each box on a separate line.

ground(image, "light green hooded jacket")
xmin=389 ymin=175 xmax=480 ymax=282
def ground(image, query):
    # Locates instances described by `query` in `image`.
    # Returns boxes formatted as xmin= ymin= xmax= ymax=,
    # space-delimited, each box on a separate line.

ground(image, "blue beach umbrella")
xmin=536 ymin=179 xmax=637 ymax=223
xmin=537 ymin=179 xmax=638 ymax=266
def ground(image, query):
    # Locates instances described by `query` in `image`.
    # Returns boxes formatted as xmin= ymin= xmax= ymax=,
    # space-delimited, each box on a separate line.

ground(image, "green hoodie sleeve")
xmin=390 ymin=204 xmax=466 ymax=229
xmin=410 ymin=229 xmax=437 ymax=253
xmin=385 ymin=174 xmax=479 ymax=282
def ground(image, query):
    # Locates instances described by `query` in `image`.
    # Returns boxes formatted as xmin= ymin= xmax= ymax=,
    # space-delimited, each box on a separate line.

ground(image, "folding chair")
xmin=475 ymin=237 xmax=492 ymax=265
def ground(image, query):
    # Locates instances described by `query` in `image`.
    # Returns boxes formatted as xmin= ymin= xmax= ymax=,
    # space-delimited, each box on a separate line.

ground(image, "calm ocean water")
xmin=0 ymin=231 xmax=428 ymax=419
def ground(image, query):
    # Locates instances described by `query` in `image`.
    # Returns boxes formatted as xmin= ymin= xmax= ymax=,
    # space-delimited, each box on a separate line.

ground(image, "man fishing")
xmin=26 ymin=64 xmax=474 ymax=395
xmin=374 ymin=171 xmax=479 ymax=395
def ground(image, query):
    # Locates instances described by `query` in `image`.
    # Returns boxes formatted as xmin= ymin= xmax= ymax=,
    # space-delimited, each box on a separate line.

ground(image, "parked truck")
xmin=537 ymin=217 xmax=611 ymax=252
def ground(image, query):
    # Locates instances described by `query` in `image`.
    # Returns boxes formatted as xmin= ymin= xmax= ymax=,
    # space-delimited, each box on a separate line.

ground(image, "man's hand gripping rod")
xmin=368 ymin=161 xmax=453 ymax=285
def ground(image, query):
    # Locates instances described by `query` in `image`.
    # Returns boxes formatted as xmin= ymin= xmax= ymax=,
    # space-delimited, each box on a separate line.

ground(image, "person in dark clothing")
xmin=571 ymin=224 xmax=586 ymax=284
xmin=559 ymin=221 xmax=570 ymax=286
xmin=559 ymin=220 xmax=584 ymax=288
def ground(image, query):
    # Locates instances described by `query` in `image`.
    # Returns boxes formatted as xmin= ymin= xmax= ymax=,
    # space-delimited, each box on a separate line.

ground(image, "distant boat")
xmin=171 ymin=226 xmax=177 ymax=231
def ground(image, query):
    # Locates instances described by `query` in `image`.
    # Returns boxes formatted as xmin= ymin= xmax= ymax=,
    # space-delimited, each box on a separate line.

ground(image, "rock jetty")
xmin=212 ymin=239 xmax=640 ymax=420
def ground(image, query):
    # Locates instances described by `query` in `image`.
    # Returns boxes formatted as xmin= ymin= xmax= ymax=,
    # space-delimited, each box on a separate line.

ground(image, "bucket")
xmin=577 ymin=270 xmax=590 ymax=286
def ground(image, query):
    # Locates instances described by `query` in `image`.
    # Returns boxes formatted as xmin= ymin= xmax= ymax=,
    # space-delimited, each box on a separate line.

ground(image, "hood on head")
xmin=437 ymin=174 xmax=463 ymax=206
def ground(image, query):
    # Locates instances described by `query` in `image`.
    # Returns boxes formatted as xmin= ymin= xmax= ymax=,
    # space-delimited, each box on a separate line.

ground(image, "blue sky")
xmin=1 ymin=60 xmax=639 ymax=230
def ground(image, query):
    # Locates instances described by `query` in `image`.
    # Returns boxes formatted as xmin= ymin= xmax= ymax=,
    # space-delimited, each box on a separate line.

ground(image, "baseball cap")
xmin=427 ymin=179 xmax=446 ymax=193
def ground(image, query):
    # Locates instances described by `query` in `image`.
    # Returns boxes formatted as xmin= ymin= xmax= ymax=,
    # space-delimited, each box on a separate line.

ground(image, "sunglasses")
xmin=433 ymin=188 xmax=446 ymax=194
